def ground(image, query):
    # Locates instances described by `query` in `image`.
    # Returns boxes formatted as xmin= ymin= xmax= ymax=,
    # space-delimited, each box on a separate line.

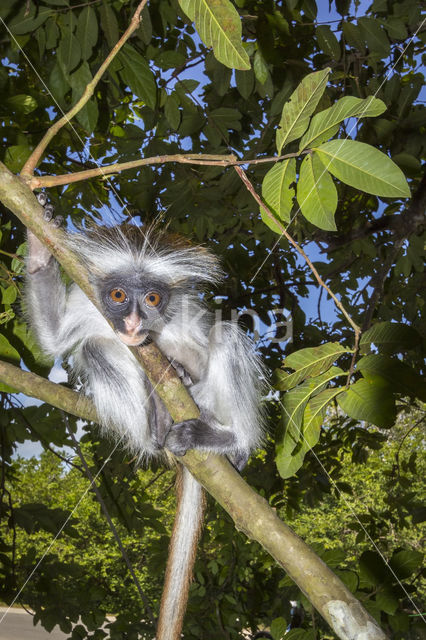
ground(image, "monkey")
xmin=25 ymin=195 xmax=264 ymax=640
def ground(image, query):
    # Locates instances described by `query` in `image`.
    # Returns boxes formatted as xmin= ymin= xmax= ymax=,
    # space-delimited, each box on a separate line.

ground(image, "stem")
xmin=29 ymin=152 xmax=304 ymax=189
xmin=233 ymin=165 xmax=361 ymax=338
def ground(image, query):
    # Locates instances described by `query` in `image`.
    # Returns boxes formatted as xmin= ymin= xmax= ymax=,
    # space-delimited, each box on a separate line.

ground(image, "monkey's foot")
xmin=165 ymin=418 xmax=246 ymax=470
xmin=27 ymin=194 xmax=63 ymax=274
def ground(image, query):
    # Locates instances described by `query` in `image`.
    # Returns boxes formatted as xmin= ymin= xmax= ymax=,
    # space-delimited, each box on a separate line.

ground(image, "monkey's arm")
xmin=25 ymin=198 xmax=70 ymax=357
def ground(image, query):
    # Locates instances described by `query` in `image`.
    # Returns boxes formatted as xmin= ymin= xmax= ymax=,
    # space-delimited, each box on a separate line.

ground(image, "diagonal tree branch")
xmin=0 ymin=358 xmax=388 ymax=640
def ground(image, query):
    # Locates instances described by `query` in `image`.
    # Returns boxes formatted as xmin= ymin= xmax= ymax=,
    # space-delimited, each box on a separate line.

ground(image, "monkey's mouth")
xmin=117 ymin=330 xmax=149 ymax=346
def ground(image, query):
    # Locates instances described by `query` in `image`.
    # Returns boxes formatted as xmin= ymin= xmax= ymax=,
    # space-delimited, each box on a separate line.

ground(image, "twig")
xmin=29 ymin=152 xmax=304 ymax=189
xmin=346 ymin=329 xmax=361 ymax=386
xmin=233 ymin=165 xmax=361 ymax=338
xmin=21 ymin=0 xmax=149 ymax=177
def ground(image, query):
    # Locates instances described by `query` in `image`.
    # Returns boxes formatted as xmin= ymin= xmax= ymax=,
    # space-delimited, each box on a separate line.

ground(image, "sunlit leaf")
xmin=179 ymin=0 xmax=250 ymax=70
xmin=276 ymin=68 xmax=330 ymax=154
xmin=314 ymin=140 xmax=410 ymax=197
xmin=276 ymin=370 xmax=343 ymax=478
xmin=297 ymin=153 xmax=338 ymax=230
xmin=277 ymin=343 xmax=349 ymax=390
xmin=7 ymin=94 xmax=38 ymax=114
xmin=299 ymin=96 xmax=386 ymax=150
xmin=262 ymin=158 xmax=296 ymax=223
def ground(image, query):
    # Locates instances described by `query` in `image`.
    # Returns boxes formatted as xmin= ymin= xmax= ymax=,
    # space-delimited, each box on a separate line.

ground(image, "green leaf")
xmin=4 ymin=144 xmax=32 ymax=173
xmin=357 ymin=354 xmax=426 ymax=401
xmin=316 ymin=25 xmax=341 ymax=60
xmin=376 ymin=587 xmax=399 ymax=615
xmin=253 ymin=50 xmax=268 ymax=84
xmin=304 ymin=386 xmax=345 ymax=432
xmin=358 ymin=16 xmax=390 ymax=58
xmin=299 ymin=96 xmax=387 ymax=150
xmin=359 ymin=550 xmax=387 ymax=586
xmin=98 ymin=0 xmax=119 ymax=48
xmin=8 ymin=7 xmax=53 ymax=35
xmin=178 ymin=0 xmax=250 ymax=70
xmin=0 ymin=333 xmax=20 ymax=364
xmin=342 ymin=22 xmax=365 ymax=52
xmin=277 ymin=369 xmax=344 ymax=478
xmin=314 ymin=140 xmax=410 ymax=198
xmin=337 ymin=376 xmax=396 ymax=428
xmin=57 ymin=28 xmax=81 ymax=73
xmin=235 ymin=69 xmax=254 ymax=99
xmin=276 ymin=68 xmax=330 ymax=154
xmin=262 ymin=158 xmax=296 ymax=223
xmin=1 ymin=286 xmax=17 ymax=305
xmin=382 ymin=17 xmax=407 ymax=41
xmin=360 ymin=321 xmax=421 ymax=354
xmin=276 ymin=371 xmax=341 ymax=478
xmin=7 ymin=94 xmax=38 ymax=114
xmin=49 ymin=62 xmax=70 ymax=104
xmin=270 ymin=617 xmax=287 ymax=640
xmin=139 ymin=4 xmax=152 ymax=45
xmin=69 ymin=62 xmax=98 ymax=132
xmin=76 ymin=6 xmax=98 ymax=61
xmin=277 ymin=342 xmax=349 ymax=390
xmin=165 ymin=93 xmax=181 ymax=130
xmin=297 ymin=153 xmax=338 ymax=230
xmin=117 ymin=45 xmax=157 ymax=110
xmin=389 ymin=549 xmax=423 ymax=579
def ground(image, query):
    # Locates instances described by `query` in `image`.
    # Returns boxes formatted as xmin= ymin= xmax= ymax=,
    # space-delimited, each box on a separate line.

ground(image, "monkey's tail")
xmin=156 ymin=465 xmax=205 ymax=640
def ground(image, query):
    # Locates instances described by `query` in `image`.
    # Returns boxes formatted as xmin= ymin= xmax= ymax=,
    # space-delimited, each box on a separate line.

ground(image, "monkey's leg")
xmin=164 ymin=323 xmax=259 ymax=470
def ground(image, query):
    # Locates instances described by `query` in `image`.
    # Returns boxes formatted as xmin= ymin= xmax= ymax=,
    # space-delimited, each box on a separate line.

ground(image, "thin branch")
xmin=29 ymin=152 xmax=304 ymax=189
xmin=233 ymin=165 xmax=361 ymax=338
xmin=21 ymin=0 xmax=149 ymax=177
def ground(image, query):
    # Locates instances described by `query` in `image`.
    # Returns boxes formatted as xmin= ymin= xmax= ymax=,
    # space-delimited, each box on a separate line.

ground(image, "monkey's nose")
xmin=124 ymin=311 xmax=142 ymax=334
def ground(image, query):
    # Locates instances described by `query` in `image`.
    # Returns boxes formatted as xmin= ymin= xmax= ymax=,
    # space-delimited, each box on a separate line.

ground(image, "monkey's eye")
xmin=145 ymin=292 xmax=161 ymax=307
xmin=109 ymin=288 xmax=127 ymax=303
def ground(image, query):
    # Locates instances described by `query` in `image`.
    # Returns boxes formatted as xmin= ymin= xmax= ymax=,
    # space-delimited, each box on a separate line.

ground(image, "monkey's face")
xmin=98 ymin=273 xmax=170 ymax=346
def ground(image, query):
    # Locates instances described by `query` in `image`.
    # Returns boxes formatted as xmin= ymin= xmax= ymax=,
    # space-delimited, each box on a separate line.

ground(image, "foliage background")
xmin=0 ymin=0 xmax=424 ymax=638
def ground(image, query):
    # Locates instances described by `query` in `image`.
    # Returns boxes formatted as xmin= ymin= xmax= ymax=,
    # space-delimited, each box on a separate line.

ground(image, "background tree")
xmin=0 ymin=0 xmax=424 ymax=638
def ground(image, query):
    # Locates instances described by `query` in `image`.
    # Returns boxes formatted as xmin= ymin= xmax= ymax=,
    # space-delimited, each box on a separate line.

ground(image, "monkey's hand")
xmin=27 ymin=193 xmax=63 ymax=274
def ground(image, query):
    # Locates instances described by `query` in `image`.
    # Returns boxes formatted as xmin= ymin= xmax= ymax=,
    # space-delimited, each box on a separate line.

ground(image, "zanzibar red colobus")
xmin=26 ymin=195 xmax=264 ymax=640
